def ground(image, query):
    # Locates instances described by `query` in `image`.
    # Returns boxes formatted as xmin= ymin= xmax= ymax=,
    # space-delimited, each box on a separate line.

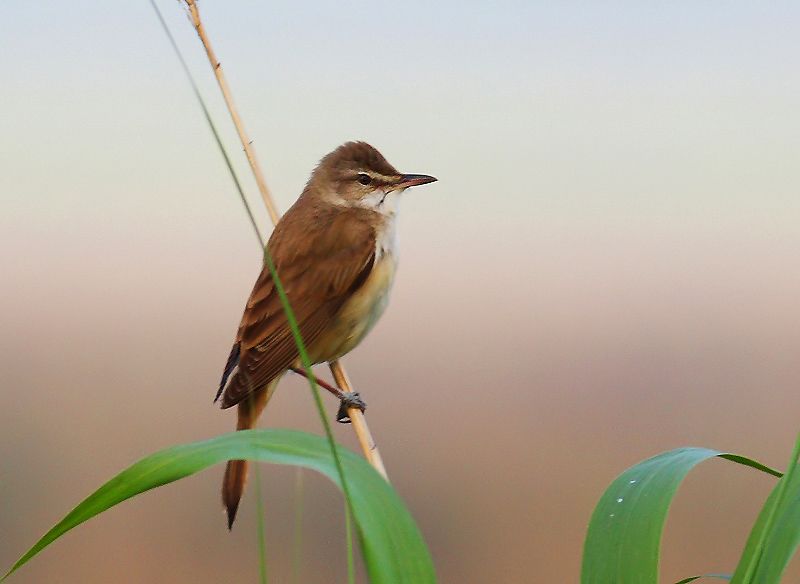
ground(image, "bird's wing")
xmin=219 ymin=209 xmax=376 ymax=408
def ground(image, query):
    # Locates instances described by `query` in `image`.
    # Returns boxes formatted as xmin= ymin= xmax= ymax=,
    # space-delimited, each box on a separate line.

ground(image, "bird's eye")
xmin=357 ymin=173 xmax=372 ymax=186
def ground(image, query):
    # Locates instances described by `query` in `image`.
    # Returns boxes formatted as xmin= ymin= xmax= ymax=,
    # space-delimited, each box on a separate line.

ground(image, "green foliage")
xmin=1 ymin=430 xmax=436 ymax=584
xmin=581 ymin=436 xmax=800 ymax=584
xmin=730 ymin=435 xmax=800 ymax=583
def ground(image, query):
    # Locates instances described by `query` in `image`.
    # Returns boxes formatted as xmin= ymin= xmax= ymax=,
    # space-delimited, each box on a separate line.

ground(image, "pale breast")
xmin=308 ymin=252 xmax=397 ymax=362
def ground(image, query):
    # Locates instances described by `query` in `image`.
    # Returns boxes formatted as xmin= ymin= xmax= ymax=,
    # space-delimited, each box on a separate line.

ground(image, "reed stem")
xmin=181 ymin=0 xmax=389 ymax=481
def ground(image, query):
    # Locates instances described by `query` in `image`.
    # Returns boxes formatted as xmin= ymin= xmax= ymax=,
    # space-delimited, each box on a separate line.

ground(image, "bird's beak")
xmin=395 ymin=174 xmax=438 ymax=189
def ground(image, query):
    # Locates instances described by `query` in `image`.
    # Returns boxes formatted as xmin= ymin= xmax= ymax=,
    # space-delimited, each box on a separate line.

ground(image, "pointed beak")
xmin=396 ymin=173 xmax=438 ymax=189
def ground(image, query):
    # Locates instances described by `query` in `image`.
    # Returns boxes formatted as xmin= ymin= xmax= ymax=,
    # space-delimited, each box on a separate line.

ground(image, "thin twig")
xmin=182 ymin=1 xmax=279 ymax=226
xmin=181 ymin=0 xmax=389 ymax=481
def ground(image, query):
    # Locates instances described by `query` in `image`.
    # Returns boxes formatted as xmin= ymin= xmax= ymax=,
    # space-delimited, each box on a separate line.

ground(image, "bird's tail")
xmin=222 ymin=377 xmax=280 ymax=529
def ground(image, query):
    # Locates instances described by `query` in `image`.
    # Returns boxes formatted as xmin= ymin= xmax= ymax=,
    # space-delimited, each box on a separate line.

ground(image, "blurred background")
xmin=2 ymin=1 xmax=799 ymax=582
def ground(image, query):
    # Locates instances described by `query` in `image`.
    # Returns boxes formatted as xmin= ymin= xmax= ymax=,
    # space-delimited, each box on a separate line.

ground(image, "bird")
xmin=216 ymin=141 xmax=437 ymax=528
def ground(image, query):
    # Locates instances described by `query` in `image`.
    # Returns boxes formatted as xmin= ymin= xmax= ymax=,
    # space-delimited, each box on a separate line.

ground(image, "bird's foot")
xmin=336 ymin=392 xmax=366 ymax=424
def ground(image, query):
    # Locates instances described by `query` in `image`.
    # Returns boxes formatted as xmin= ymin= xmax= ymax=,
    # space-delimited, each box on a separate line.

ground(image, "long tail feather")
xmin=222 ymin=459 xmax=248 ymax=529
xmin=221 ymin=377 xmax=279 ymax=529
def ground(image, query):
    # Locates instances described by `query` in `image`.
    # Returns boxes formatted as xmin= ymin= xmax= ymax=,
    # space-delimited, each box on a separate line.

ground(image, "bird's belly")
xmin=309 ymin=254 xmax=396 ymax=362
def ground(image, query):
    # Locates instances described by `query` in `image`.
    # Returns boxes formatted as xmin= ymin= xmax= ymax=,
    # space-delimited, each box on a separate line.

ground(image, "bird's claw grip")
xmin=336 ymin=392 xmax=366 ymax=424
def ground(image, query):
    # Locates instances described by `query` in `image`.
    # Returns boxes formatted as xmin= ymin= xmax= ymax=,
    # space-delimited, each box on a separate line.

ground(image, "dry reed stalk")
xmin=331 ymin=361 xmax=388 ymax=478
xmin=182 ymin=0 xmax=389 ymax=481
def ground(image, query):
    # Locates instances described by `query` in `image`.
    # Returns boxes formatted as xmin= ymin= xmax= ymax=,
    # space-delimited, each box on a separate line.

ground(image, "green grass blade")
xmin=1 ymin=430 xmax=435 ymax=584
xmin=346 ymin=502 xmax=356 ymax=584
xmin=291 ymin=468 xmax=304 ymax=584
xmin=582 ymin=448 xmax=780 ymax=584
xmin=151 ymin=0 xmax=362 ymax=567
xmin=148 ymin=0 xmax=264 ymax=246
xmin=253 ymin=464 xmax=269 ymax=584
xmin=730 ymin=433 xmax=800 ymax=584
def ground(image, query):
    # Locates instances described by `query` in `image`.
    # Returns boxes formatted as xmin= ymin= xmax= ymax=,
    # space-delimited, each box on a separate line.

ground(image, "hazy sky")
xmin=3 ymin=1 xmax=799 ymax=230
xmin=2 ymin=2 xmax=800 ymax=583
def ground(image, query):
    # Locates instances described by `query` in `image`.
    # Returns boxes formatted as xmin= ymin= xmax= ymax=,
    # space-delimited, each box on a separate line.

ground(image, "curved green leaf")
xmin=582 ymin=448 xmax=779 ymax=584
xmin=2 ymin=430 xmax=435 ymax=584
xmin=731 ymin=433 xmax=800 ymax=584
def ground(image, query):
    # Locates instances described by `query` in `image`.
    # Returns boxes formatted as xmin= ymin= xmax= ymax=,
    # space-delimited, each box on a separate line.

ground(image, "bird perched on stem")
xmin=216 ymin=141 xmax=436 ymax=528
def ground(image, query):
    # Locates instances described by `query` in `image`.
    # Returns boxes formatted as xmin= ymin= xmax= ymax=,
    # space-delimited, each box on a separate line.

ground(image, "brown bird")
xmin=216 ymin=141 xmax=436 ymax=528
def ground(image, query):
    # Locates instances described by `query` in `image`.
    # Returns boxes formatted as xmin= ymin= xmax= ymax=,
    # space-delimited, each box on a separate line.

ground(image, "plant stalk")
xmin=182 ymin=0 xmax=389 ymax=481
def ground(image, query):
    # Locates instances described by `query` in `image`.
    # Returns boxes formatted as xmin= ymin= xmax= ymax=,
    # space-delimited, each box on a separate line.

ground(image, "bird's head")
xmin=308 ymin=141 xmax=437 ymax=214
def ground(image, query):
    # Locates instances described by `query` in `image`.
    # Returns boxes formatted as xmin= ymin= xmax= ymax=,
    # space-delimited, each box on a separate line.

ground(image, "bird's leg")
xmin=289 ymin=367 xmax=343 ymax=398
xmin=288 ymin=367 xmax=367 ymax=424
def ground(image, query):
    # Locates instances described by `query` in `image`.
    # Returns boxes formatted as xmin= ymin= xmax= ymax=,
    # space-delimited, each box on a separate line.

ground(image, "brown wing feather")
xmin=220 ymin=203 xmax=376 ymax=408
